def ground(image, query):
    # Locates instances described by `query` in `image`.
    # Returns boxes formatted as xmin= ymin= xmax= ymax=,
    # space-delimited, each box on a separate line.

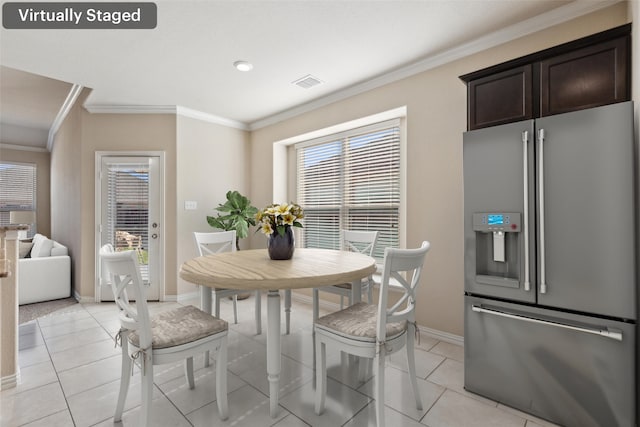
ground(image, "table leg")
xmin=351 ymin=279 xmax=362 ymax=304
xmin=201 ymin=286 xmax=212 ymax=367
xmin=267 ymin=290 xmax=281 ymax=418
xmin=284 ymin=290 xmax=291 ymax=335
xmin=349 ymin=280 xmax=362 ymax=366
xmin=201 ymin=285 xmax=212 ymax=314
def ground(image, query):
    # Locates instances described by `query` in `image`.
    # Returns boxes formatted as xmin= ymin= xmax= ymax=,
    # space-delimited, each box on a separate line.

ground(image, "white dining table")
xmin=179 ymin=247 xmax=377 ymax=417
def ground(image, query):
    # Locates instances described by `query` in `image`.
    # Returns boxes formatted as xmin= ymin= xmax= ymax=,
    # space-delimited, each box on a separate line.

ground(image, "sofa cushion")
xmin=30 ymin=234 xmax=53 ymax=258
xmin=30 ymin=234 xmax=45 ymax=254
xmin=50 ymin=242 xmax=69 ymax=257
xmin=19 ymin=240 xmax=34 ymax=258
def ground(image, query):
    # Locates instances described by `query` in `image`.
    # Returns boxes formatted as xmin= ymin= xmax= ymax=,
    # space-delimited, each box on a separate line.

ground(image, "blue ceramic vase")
xmin=268 ymin=226 xmax=295 ymax=260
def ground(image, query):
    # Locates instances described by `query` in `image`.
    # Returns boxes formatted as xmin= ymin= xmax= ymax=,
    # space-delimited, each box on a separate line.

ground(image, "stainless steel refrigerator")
xmin=463 ymin=101 xmax=637 ymax=427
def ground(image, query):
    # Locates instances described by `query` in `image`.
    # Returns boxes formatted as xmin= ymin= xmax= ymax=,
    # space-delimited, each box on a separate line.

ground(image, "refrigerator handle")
xmin=522 ymin=131 xmax=530 ymax=292
xmin=538 ymin=128 xmax=547 ymax=294
xmin=471 ymin=305 xmax=623 ymax=341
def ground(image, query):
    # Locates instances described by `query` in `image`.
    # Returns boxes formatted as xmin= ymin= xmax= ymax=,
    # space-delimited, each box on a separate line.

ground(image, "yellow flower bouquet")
xmin=256 ymin=203 xmax=304 ymax=237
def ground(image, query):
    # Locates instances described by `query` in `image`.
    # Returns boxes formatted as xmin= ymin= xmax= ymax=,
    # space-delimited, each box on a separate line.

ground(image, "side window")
xmin=0 ymin=161 xmax=37 ymax=237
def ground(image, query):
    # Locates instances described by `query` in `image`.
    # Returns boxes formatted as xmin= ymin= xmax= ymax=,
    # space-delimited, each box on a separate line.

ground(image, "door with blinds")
xmin=98 ymin=156 xmax=162 ymax=301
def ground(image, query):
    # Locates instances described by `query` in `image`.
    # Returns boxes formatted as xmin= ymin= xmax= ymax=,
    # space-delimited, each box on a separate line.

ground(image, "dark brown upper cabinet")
xmin=467 ymin=65 xmax=533 ymax=130
xmin=540 ymin=36 xmax=629 ymax=116
xmin=460 ymin=24 xmax=630 ymax=130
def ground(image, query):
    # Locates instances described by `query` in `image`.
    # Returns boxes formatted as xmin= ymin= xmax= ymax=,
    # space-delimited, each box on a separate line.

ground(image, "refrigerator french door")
xmin=463 ymin=101 xmax=637 ymax=427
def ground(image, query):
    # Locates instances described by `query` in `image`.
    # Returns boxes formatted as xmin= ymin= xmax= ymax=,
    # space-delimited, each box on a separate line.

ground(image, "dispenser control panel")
xmin=472 ymin=213 xmax=521 ymax=232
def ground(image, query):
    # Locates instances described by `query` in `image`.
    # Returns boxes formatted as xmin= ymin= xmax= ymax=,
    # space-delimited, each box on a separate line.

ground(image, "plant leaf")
xmin=235 ymin=218 xmax=249 ymax=239
xmin=207 ymin=216 xmax=229 ymax=230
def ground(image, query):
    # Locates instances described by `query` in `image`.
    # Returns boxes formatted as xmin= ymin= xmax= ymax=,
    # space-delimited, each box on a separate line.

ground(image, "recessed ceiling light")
xmin=233 ymin=60 xmax=253 ymax=72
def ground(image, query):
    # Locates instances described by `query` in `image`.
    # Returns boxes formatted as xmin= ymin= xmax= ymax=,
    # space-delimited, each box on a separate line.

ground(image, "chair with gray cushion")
xmin=100 ymin=245 xmax=229 ymax=426
xmin=314 ymin=241 xmax=431 ymax=427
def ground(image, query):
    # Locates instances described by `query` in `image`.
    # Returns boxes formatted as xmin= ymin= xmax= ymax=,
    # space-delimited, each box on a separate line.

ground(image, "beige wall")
xmin=50 ymin=89 xmax=88 ymax=295
xmin=82 ymin=113 xmax=177 ymax=299
xmin=249 ymin=4 xmax=630 ymax=336
xmin=51 ymin=103 xmax=177 ymax=301
xmin=0 ymin=148 xmax=51 ymax=238
xmin=176 ymin=115 xmax=250 ymax=295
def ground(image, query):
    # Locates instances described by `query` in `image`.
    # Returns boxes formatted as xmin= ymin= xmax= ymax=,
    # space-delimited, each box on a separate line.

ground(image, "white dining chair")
xmin=194 ymin=231 xmax=263 ymax=333
xmin=312 ymin=230 xmax=379 ymax=321
xmin=100 ymin=245 xmax=229 ymax=426
xmin=314 ymin=241 xmax=431 ymax=427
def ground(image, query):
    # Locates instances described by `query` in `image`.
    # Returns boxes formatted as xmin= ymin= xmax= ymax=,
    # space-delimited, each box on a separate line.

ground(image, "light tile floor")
xmin=1 ymin=295 xmax=562 ymax=427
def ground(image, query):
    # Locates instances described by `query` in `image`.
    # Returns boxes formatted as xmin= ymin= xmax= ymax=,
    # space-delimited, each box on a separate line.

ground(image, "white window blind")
xmin=297 ymin=119 xmax=400 ymax=260
xmin=106 ymin=162 xmax=149 ymax=279
xmin=0 ymin=162 xmax=37 ymax=237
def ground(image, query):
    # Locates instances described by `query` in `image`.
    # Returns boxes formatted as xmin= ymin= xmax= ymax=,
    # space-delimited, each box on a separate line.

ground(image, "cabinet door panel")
xmin=468 ymin=65 xmax=532 ymax=130
xmin=540 ymin=36 xmax=629 ymax=116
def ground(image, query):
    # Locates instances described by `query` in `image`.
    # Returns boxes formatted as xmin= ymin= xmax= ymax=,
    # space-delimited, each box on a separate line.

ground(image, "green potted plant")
xmin=207 ymin=190 xmax=258 ymax=251
xmin=207 ymin=190 xmax=257 ymax=299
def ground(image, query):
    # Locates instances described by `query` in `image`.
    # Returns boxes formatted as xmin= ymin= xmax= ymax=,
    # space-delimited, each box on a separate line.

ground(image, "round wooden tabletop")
xmin=179 ymin=248 xmax=377 ymax=290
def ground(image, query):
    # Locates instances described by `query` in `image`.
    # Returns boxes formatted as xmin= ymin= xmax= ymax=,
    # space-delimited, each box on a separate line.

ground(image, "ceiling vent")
xmin=292 ymin=74 xmax=323 ymax=89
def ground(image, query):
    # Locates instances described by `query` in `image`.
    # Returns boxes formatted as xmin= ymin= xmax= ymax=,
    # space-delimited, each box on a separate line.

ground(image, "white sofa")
xmin=18 ymin=233 xmax=71 ymax=305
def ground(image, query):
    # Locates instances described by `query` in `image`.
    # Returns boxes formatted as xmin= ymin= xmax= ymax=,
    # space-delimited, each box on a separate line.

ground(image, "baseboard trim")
xmin=74 ymin=291 xmax=93 ymax=304
xmin=290 ymin=291 xmax=464 ymax=346
xmin=177 ymin=291 xmax=200 ymax=304
xmin=419 ymin=325 xmax=464 ymax=346
xmin=1 ymin=370 xmax=20 ymax=390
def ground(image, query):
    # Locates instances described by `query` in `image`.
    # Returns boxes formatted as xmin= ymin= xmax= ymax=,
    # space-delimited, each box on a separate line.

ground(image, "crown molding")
xmin=84 ymin=104 xmax=177 ymax=114
xmin=176 ymin=106 xmax=248 ymax=131
xmin=48 ymin=84 xmax=83 ymax=152
xmin=83 ymin=104 xmax=249 ymax=130
xmin=0 ymin=143 xmax=49 ymax=153
xmin=248 ymin=0 xmax=622 ymax=131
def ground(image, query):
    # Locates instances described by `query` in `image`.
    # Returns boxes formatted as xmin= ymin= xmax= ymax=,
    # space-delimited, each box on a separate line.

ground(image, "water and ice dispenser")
xmin=472 ymin=212 xmax=521 ymax=288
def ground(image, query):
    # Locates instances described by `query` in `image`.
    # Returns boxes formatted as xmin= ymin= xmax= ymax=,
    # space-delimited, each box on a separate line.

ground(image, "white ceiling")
xmin=0 ymin=0 xmax=619 ymax=149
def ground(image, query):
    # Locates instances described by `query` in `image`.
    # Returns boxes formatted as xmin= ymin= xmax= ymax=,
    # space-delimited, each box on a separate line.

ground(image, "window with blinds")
xmin=0 ymin=162 xmax=37 ymax=237
xmin=105 ymin=162 xmax=149 ymax=279
xmin=296 ymin=119 xmax=400 ymax=260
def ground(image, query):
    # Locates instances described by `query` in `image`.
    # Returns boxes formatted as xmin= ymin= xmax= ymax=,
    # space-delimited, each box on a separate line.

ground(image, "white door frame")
xmin=95 ymin=151 xmax=166 ymax=302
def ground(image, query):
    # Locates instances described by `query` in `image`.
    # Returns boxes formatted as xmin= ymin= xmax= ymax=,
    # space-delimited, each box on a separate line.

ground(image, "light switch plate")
xmin=184 ymin=200 xmax=198 ymax=210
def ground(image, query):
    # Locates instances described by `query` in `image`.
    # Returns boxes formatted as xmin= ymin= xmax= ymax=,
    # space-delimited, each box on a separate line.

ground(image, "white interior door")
xmin=98 ymin=155 xmax=162 ymax=301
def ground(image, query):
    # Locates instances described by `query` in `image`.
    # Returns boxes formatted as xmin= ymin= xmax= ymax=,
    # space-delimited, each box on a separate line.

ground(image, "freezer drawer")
xmin=464 ymin=296 xmax=636 ymax=427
